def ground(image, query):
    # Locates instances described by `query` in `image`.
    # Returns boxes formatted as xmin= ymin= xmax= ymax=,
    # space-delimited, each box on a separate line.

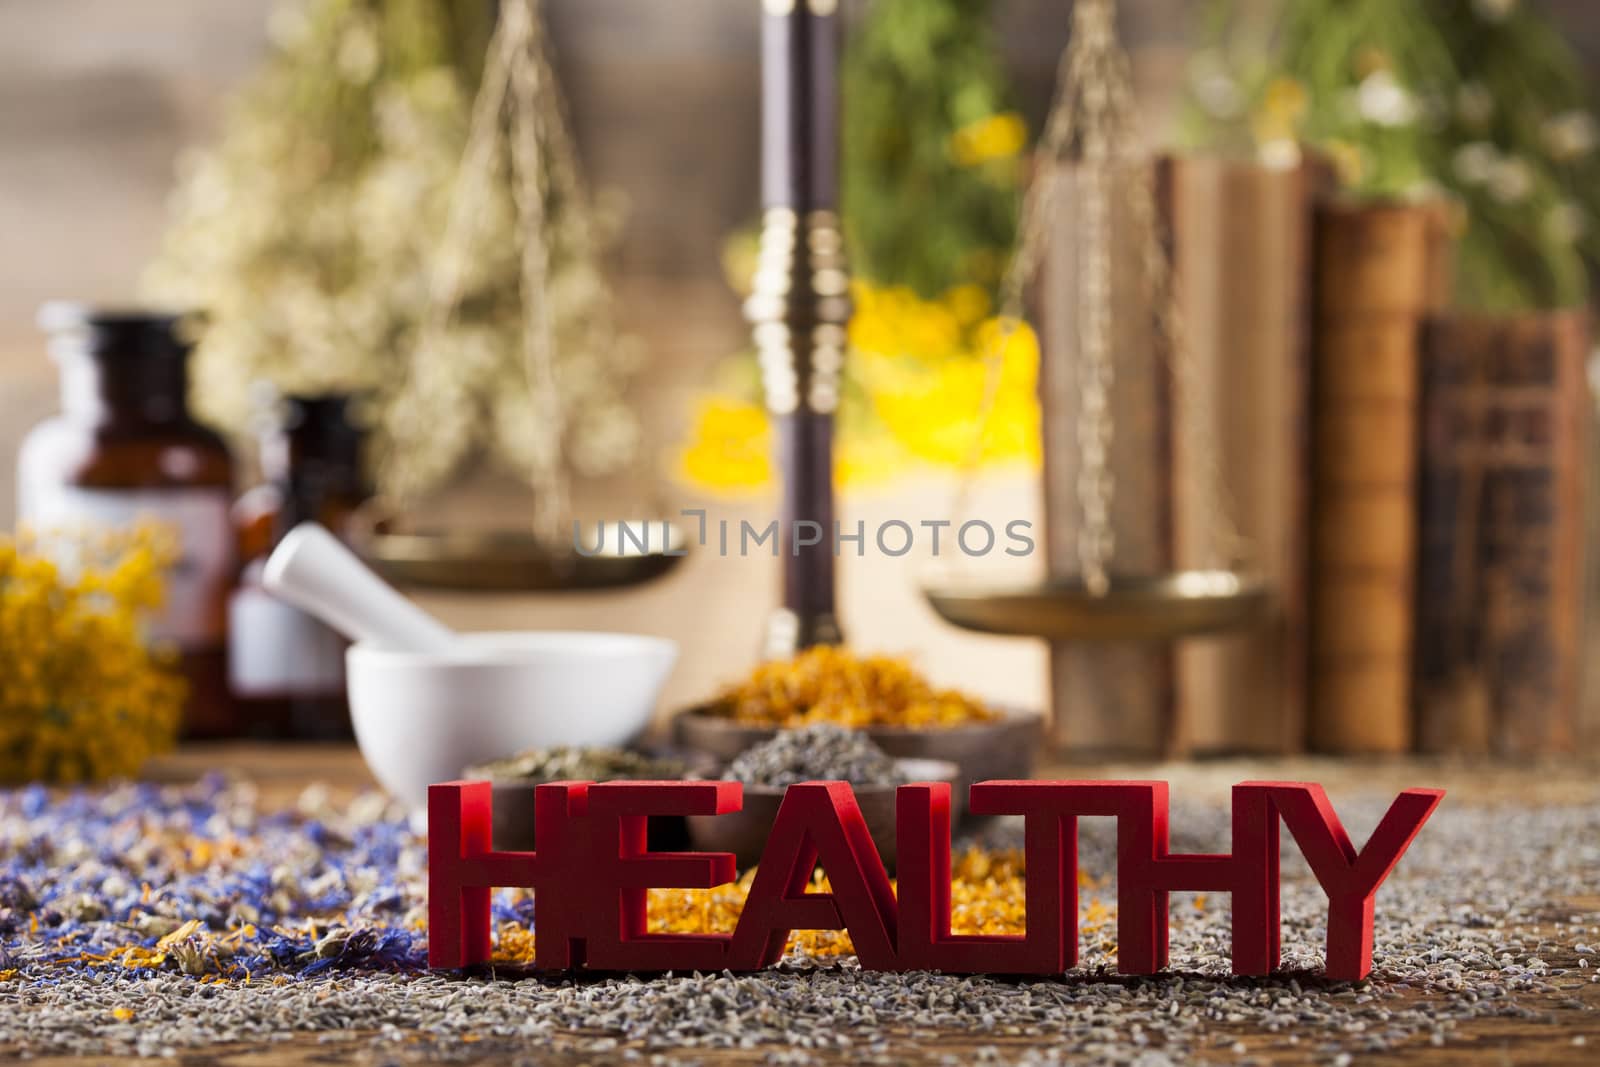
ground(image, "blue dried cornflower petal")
xmin=360 ymin=886 xmax=405 ymax=913
xmin=18 ymin=786 xmax=50 ymax=818
xmin=0 ymin=779 xmax=439 ymax=983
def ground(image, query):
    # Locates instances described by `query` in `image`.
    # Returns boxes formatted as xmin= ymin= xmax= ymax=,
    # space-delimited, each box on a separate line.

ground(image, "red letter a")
xmin=725 ymin=782 xmax=898 ymax=969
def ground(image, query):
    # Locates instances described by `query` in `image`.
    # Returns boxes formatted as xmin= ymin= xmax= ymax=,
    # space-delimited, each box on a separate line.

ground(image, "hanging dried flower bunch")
xmin=145 ymin=0 xmax=640 ymax=498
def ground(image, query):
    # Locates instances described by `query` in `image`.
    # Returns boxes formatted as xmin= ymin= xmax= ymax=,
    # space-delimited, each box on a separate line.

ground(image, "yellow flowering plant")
xmin=850 ymin=284 xmax=1040 ymax=473
xmin=675 ymin=0 xmax=1036 ymax=495
xmin=707 ymin=645 xmax=999 ymax=730
xmin=0 ymin=526 xmax=185 ymax=784
xmin=678 ymin=0 xmax=1034 ymax=494
xmin=840 ymin=0 xmax=1022 ymax=298
xmin=948 ymin=112 xmax=1029 ymax=170
xmin=493 ymin=848 xmax=1128 ymax=965
xmin=676 ymin=281 xmax=1041 ymax=493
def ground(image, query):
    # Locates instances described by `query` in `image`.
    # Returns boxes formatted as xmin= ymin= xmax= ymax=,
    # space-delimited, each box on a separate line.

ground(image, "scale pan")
xmin=355 ymin=517 xmax=688 ymax=592
xmin=923 ymin=570 xmax=1271 ymax=642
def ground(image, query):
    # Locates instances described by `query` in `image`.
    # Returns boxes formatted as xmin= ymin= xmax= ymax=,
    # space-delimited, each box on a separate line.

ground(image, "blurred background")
xmin=6 ymin=0 xmax=1600 ymax=762
xmin=0 ymin=0 xmax=1126 ymax=720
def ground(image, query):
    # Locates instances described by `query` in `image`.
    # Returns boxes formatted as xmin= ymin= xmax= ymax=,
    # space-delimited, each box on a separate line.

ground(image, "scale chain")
xmin=1072 ymin=0 xmax=1119 ymax=596
xmin=406 ymin=0 xmax=601 ymax=549
xmin=505 ymin=0 xmax=569 ymax=550
xmin=947 ymin=4 xmax=1085 ymax=562
xmin=956 ymin=0 xmax=1251 ymax=592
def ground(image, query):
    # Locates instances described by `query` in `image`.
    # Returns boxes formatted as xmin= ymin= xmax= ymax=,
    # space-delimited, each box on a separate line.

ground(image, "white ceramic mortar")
xmin=347 ymin=631 xmax=678 ymax=811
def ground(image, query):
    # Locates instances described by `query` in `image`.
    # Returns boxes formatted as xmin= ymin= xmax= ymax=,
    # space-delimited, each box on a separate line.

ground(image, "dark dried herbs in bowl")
xmin=462 ymin=746 xmax=692 ymax=851
xmin=720 ymin=724 xmax=910 ymax=790
xmin=463 ymin=746 xmax=687 ymax=784
xmin=691 ymin=727 xmax=960 ymax=871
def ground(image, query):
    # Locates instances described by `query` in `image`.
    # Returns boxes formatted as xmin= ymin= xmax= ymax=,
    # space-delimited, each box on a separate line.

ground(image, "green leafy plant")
xmin=1180 ymin=0 xmax=1600 ymax=310
xmin=840 ymin=0 xmax=1023 ymax=298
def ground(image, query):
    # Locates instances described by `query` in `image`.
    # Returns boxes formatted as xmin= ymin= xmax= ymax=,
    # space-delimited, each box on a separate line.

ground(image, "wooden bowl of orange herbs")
xmin=674 ymin=646 xmax=1042 ymax=787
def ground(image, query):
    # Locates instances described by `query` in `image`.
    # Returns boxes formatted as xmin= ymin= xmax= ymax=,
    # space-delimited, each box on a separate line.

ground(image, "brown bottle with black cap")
xmin=231 ymin=392 xmax=371 ymax=740
xmin=17 ymin=304 xmax=238 ymax=738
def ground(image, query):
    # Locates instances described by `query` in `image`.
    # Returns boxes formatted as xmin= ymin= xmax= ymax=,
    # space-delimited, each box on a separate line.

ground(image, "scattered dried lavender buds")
xmin=0 ymin=774 xmax=1594 ymax=1063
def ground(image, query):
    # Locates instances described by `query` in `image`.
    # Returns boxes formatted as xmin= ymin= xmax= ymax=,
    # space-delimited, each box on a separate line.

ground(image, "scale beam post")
xmin=747 ymin=0 xmax=849 ymax=657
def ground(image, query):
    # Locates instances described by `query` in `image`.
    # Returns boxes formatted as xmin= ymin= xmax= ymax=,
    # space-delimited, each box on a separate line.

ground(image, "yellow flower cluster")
xmin=1252 ymin=75 xmax=1309 ymax=148
xmin=636 ymin=858 xmax=1032 ymax=959
xmin=677 ymin=398 xmax=773 ymax=494
xmin=0 ymin=526 xmax=184 ymax=784
xmin=491 ymin=848 xmax=1116 ymax=965
xmin=948 ymin=112 xmax=1029 ymax=168
xmin=70 ymin=918 xmax=266 ymax=979
xmin=851 ymin=283 xmax=1041 ymax=474
xmin=708 ymin=645 xmax=996 ymax=730
xmin=676 ymin=280 xmax=1041 ymax=492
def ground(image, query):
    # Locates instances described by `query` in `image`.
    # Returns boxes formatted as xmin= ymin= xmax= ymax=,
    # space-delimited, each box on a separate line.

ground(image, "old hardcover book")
xmin=1035 ymin=156 xmax=1325 ymax=757
xmin=1036 ymin=161 xmax=1175 ymax=757
xmin=1414 ymin=310 xmax=1590 ymax=756
xmin=1307 ymin=199 xmax=1454 ymax=753
xmin=1166 ymin=156 xmax=1324 ymax=755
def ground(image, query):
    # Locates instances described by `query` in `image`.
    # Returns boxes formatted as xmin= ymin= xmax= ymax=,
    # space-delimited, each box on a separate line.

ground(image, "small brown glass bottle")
xmin=17 ymin=305 xmax=238 ymax=738
xmin=231 ymin=393 xmax=372 ymax=741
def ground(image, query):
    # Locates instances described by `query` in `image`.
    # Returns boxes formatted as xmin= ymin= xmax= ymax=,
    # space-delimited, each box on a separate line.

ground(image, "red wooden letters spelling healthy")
xmin=428 ymin=779 xmax=1443 ymax=981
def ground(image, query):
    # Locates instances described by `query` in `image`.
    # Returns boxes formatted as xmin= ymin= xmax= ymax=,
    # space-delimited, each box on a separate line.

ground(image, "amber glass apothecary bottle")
xmin=232 ymin=393 xmax=372 ymax=741
xmin=17 ymin=305 xmax=238 ymax=738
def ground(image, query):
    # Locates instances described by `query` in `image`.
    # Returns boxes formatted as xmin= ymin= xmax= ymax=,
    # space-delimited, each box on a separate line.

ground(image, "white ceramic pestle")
xmin=262 ymin=523 xmax=457 ymax=653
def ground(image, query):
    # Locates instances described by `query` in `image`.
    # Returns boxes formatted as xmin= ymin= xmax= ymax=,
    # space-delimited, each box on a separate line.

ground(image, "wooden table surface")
xmin=23 ymin=745 xmax=1600 ymax=1065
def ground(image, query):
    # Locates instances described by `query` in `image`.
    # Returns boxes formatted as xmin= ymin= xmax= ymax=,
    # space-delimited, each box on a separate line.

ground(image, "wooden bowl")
xmin=479 ymin=750 xmax=718 ymax=852
xmin=685 ymin=758 xmax=962 ymax=871
xmin=485 ymin=781 xmax=694 ymax=853
xmin=673 ymin=706 xmax=1043 ymax=787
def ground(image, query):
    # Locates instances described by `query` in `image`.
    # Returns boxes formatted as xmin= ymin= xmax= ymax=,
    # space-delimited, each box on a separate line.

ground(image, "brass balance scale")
xmin=740 ymin=0 xmax=1268 ymax=652
xmin=364 ymin=0 xmax=1267 ymax=650
xmin=921 ymin=0 xmax=1270 ymax=644
xmin=358 ymin=0 xmax=684 ymax=591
